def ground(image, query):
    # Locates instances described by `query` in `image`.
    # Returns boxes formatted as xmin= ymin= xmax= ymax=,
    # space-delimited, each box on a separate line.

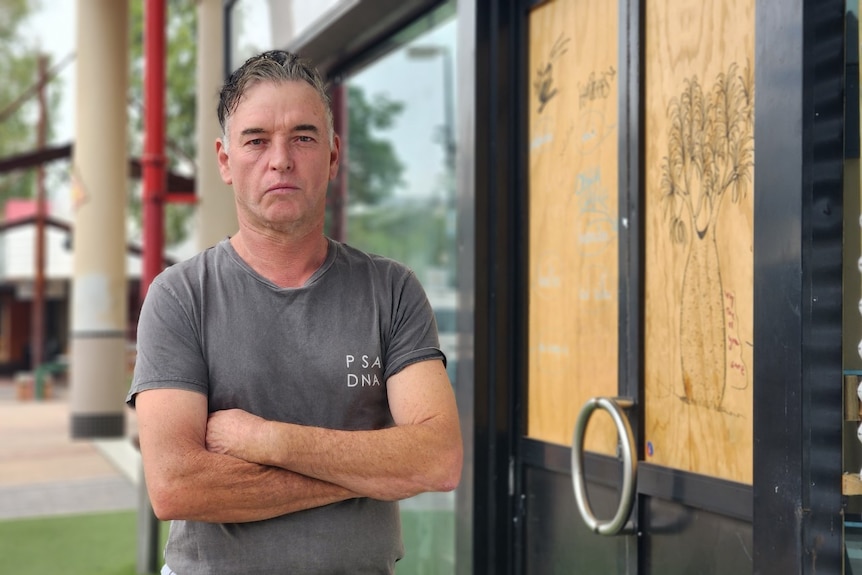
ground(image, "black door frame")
xmin=472 ymin=0 xmax=847 ymax=573
xmin=752 ymin=0 xmax=845 ymax=570
xmin=472 ymin=0 xmax=523 ymax=571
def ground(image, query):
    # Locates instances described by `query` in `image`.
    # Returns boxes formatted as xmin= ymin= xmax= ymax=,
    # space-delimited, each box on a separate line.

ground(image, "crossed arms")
xmin=135 ymin=358 xmax=463 ymax=523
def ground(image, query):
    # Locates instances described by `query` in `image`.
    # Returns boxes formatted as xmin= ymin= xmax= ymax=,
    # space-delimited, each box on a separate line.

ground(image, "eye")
xmin=297 ymin=135 xmax=315 ymax=143
xmin=247 ymin=138 xmax=265 ymax=146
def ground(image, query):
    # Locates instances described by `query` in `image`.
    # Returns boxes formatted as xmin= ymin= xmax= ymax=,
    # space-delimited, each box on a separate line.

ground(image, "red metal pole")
xmin=31 ymin=54 xmax=48 ymax=375
xmin=139 ymin=6 xmax=166 ymax=571
xmin=142 ymin=0 xmax=166 ymax=301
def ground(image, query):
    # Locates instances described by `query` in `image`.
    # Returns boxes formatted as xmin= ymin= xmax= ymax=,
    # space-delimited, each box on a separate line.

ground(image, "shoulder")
xmin=150 ymin=240 xmax=230 ymax=293
xmin=328 ymin=241 xmax=433 ymax=310
xmin=331 ymin=240 xmax=414 ymax=282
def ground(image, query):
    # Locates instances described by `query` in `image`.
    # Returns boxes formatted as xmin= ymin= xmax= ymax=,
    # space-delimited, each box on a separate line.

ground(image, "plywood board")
xmin=643 ymin=0 xmax=755 ymax=483
xmin=527 ymin=0 xmax=620 ymax=452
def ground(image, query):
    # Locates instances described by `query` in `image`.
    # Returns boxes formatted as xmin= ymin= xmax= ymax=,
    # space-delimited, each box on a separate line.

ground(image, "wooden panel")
xmin=527 ymin=0 xmax=619 ymax=451
xmin=643 ymin=0 xmax=755 ymax=483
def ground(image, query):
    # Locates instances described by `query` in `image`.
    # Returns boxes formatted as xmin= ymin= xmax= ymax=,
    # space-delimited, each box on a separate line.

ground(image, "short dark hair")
xmin=217 ymin=50 xmax=333 ymax=144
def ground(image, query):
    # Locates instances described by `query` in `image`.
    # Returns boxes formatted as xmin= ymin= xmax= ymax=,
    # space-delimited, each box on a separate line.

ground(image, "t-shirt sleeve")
xmin=126 ymin=279 xmax=209 ymax=407
xmin=383 ymin=269 xmax=446 ymax=380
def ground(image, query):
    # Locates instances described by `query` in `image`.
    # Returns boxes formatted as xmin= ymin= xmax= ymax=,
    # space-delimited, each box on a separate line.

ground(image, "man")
xmin=127 ymin=50 xmax=463 ymax=574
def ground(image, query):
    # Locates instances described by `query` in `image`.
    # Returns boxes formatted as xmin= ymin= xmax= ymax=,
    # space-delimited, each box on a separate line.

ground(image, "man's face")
xmin=216 ymin=79 xmax=339 ymax=236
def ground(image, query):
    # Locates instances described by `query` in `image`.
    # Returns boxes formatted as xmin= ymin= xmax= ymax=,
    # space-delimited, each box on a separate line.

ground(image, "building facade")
xmin=69 ymin=0 xmax=860 ymax=572
xmin=231 ymin=0 xmax=858 ymax=572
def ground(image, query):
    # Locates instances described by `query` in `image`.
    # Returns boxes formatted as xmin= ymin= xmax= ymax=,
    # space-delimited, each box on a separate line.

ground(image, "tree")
xmin=0 ymin=0 xmax=63 ymax=205
xmin=344 ymin=85 xmax=406 ymax=205
xmin=128 ymin=0 xmax=197 ymax=247
xmin=339 ymin=85 xmax=458 ymax=285
xmin=659 ymin=61 xmax=754 ymax=409
xmin=326 ymin=85 xmax=406 ymax=240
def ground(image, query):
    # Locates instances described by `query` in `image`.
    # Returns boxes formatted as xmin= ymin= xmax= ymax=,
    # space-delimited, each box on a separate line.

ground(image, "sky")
xmin=24 ymin=1 xmax=76 ymax=144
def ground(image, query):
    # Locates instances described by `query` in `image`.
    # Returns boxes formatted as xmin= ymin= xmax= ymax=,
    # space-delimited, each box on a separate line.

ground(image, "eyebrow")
xmin=239 ymin=127 xmax=266 ymax=138
xmin=238 ymin=124 xmax=321 ymax=138
xmin=292 ymin=124 xmax=321 ymax=135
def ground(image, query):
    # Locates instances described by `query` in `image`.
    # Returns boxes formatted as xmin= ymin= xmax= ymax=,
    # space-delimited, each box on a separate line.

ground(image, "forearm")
xmin=204 ymin=361 xmax=463 ymax=501
xmin=144 ymin=445 xmax=357 ymax=523
xmin=258 ymin=420 xmax=462 ymax=500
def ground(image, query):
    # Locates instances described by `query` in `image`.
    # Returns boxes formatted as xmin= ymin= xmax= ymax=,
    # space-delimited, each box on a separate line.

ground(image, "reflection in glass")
xmin=333 ymin=12 xmax=458 ymax=575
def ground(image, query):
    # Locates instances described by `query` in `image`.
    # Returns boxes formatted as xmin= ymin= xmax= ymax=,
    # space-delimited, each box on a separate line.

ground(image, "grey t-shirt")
xmin=127 ymin=237 xmax=445 ymax=575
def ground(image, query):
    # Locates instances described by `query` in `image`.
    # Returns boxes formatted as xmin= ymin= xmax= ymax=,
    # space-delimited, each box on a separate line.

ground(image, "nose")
xmin=269 ymin=140 xmax=293 ymax=172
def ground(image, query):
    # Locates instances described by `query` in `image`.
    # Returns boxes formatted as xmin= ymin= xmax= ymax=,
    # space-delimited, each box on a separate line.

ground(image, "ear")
xmin=215 ymin=138 xmax=232 ymax=185
xmin=328 ymin=133 xmax=341 ymax=181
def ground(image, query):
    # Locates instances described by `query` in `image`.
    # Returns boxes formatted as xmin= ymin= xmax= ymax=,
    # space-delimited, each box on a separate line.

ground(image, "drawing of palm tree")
xmin=659 ymin=62 xmax=754 ymax=409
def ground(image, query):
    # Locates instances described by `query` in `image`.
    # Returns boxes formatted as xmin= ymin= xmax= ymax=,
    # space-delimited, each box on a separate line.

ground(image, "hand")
xmin=206 ymin=409 xmax=271 ymax=464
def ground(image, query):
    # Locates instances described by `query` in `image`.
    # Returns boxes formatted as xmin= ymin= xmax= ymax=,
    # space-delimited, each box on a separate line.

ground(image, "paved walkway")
xmin=0 ymin=378 xmax=142 ymax=521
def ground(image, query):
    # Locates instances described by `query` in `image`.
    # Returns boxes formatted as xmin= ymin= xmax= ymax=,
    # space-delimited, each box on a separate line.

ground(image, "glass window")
xmin=332 ymin=7 xmax=458 ymax=574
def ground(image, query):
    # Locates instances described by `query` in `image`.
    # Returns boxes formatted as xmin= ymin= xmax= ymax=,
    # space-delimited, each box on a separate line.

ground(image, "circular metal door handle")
xmin=571 ymin=397 xmax=637 ymax=535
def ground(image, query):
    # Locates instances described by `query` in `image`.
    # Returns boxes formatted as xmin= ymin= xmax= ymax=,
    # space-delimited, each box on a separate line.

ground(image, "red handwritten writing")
xmin=724 ymin=291 xmax=735 ymax=306
xmin=725 ymin=291 xmax=736 ymax=329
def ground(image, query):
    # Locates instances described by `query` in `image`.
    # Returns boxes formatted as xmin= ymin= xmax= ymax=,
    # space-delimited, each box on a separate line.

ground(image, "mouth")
xmin=265 ymin=183 xmax=299 ymax=194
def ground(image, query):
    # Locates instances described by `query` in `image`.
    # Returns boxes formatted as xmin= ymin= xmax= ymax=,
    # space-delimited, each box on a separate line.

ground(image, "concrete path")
xmin=0 ymin=379 xmax=141 ymax=521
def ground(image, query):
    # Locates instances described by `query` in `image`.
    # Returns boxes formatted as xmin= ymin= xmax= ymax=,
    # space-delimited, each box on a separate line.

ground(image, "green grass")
xmin=0 ymin=511 xmax=168 ymax=575
xmin=0 ymin=509 xmax=454 ymax=574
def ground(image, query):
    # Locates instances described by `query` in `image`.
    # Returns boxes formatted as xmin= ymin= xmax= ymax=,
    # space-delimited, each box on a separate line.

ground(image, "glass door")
xmin=332 ymin=5 xmax=460 ymax=574
xmin=522 ymin=0 xmax=755 ymax=572
xmin=525 ymin=1 xmax=630 ymax=571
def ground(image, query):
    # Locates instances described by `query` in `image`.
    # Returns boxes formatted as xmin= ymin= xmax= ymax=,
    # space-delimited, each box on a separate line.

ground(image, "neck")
xmin=230 ymin=227 xmax=328 ymax=288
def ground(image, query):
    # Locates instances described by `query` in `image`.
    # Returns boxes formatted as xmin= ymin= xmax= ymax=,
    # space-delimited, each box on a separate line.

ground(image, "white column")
xmin=267 ymin=0 xmax=294 ymax=49
xmin=69 ymin=0 xmax=129 ymax=438
xmin=195 ymin=0 xmax=237 ymax=251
